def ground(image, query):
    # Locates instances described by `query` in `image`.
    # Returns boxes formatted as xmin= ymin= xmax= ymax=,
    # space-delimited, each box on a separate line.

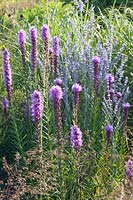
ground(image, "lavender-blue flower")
xmin=31 ymin=90 xmax=43 ymax=122
xmin=29 ymin=27 xmax=38 ymax=71
xmin=3 ymin=49 xmax=12 ymax=101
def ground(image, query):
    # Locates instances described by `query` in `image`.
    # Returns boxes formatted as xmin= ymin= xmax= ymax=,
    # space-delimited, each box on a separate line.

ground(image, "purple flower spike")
xmin=92 ymin=56 xmax=100 ymax=95
xmin=41 ymin=25 xmax=49 ymax=40
xmin=126 ymin=159 xmax=133 ymax=180
xmin=126 ymin=168 xmax=133 ymax=180
xmin=70 ymin=125 xmax=83 ymax=150
xmin=127 ymin=159 xmax=133 ymax=169
xmin=123 ymin=102 xmax=130 ymax=128
xmin=52 ymin=36 xmax=60 ymax=76
xmin=49 ymin=85 xmax=63 ymax=144
xmin=52 ymin=36 xmax=60 ymax=56
xmin=29 ymin=27 xmax=38 ymax=71
xmin=49 ymin=85 xmax=63 ymax=101
xmin=109 ymin=89 xmax=114 ymax=100
xmin=92 ymin=56 xmax=100 ymax=65
xmin=72 ymin=83 xmax=82 ymax=93
xmin=3 ymin=49 xmax=12 ymax=101
xmin=2 ymin=98 xmax=9 ymax=115
xmin=105 ymin=73 xmax=114 ymax=90
xmin=41 ymin=25 xmax=49 ymax=53
xmin=49 ymin=48 xmax=54 ymax=67
xmin=18 ymin=30 xmax=26 ymax=68
xmin=31 ymin=90 xmax=43 ymax=123
xmin=123 ymin=102 xmax=130 ymax=110
xmin=117 ymin=92 xmax=122 ymax=100
xmin=18 ymin=29 xmax=26 ymax=44
xmin=105 ymin=124 xmax=113 ymax=147
xmin=72 ymin=83 xmax=82 ymax=108
xmin=54 ymin=78 xmax=63 ymax=86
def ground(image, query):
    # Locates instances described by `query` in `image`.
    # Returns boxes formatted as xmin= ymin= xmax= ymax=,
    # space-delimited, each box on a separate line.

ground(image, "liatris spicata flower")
xmin=117 ymin=92 xmax=122 ymax=100
xmin=31 ymin=90 xmax=43 ymax=122
xmin=3 ymin=49 xmax=12 ymax=101
xmin=2 ymin=98 xmax=9 ymax=116
xmin=41 ymin=25 xmax=49 ymax=77
xmin=41 ymin=25 xmax=49 ymax=56
xmin=127 ymin=159 xmax=133 ymax=169
xmin=123 ymin=102 xmax=130 ymax=128
xmin=18 ymin=30 xmax=26 ymax=69
xmin=126 ymin=168 xmax=133 ymax=180
xmin=49 ymin=85 xmax=63 ymax=144
xmin=109 ymin=89 xmax=114 ymax=100
xmin=31 ymin=90 xmax=43 ymax=149
xmin=105 ymin=124 xmax=113 ymax=147
xmin=49 ymin=48 xmax=54 ymax=67
xmin=92 ymin=56 xmax=100 ymax=95
xmin=54 ymin=78 xmax=63 ymax=86
xmin=52 ymin=36 xmax=60 ymax=76
xmin=105 ymin=73 xmax=114 ymax=90
xmin=72 ymin=83 xmax=82 ymax=108
xmin=126 ymin=159 xmax=133 ymax=180
xmin=70 ymin=125 xmax=83 ymax=150
xmin=29 ymin=27 xmax=38 ymax=71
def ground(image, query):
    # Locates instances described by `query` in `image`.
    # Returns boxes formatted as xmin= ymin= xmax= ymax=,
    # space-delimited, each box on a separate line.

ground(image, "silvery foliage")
xmin=58 ymin=6 xmax=130 ymax=133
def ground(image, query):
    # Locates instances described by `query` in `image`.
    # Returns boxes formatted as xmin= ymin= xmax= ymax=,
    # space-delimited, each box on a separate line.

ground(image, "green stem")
xmin=10 ymin=102 xmax=24 ymax=156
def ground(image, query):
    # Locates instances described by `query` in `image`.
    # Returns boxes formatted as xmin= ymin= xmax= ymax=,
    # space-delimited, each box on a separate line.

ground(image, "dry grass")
xmin=0 ymin=0 xmax=40 ymax=15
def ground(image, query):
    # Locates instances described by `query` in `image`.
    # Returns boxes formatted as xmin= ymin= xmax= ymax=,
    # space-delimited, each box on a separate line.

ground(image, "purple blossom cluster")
xmin=41 ymin=25 xmax=49 ymax=55
xmin=123 ymin=102 xmax=130 ymax=128
xmin=117 ymin=92 xmax=122 ymax=100
xmin=105 ymin=124 xmax=113 ymax=147
xmin=18 ymin=30 xmax=26 ymax=68
xmin=31 ymin=90 xmax=43 ymax=123
xmin=2 ymin=97 xmax=9 ymax=115
xmin=49 ymin=48 xmax=54 ymax=67
xmin=49 ymin=85 xmax=63 ymax=101
xmin=105 ymin=73 xmax=114 ymax=90
xmin=126 ymin=159 xmax=133 ymax=180
xmin=54 ymin=78 xmax=63 ymax=86
xmin=72 ymin=83 xmax=82 ymax=107
xmin=3 ymin=49 xmax=12 ymax=101
xmin=52 ymin=36 xmax=60 ymax=76
xmin=92 ymin=56 xmax=100 ymax=95
xmin=29 ymin=27 xmax=38 ymax=71
xmin=49 ymin=85 xmax=63 ymax=144
xmin=70 ymin=125 xmax=83 ymax=150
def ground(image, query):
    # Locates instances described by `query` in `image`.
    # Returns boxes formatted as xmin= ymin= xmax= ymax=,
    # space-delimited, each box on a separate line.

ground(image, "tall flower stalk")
xmin=18 ymin=30 xmax=26 ymax=71
xmin=105 ymin=124 xmax=113 ymax=148
xmin=123 ymin=102 xmax=130 ymax=130
xmin=41 ymin=25 xmax=49 ymax=78
xmin=92 ymin=56 xmax=100 ymax=95
xmin=2 ymin=98 xmax=9 ymax=116
xmin=70 ymin=125 xmax=83 ymax=197
xmin=70 ymin=125 xmax=83 ymax=150
xmin=49 ymin=48 xmax=54 ymax=69
xmin=49 ymin=85 xmax=63 ymax=198
xmin=52 ymin=36 xmax=60 ymax=77
xmin=49 ymin=85 xmax=63 ymax=144
xmin=72 ymin=83 xmax=82 ymax=123
xmin=3 ymin=49 xmax=13 ymax=101
xmin=30 ymin=27 xmax=38 ymax=72
xmin=31 ymin=90 xmax=43 ymax=150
